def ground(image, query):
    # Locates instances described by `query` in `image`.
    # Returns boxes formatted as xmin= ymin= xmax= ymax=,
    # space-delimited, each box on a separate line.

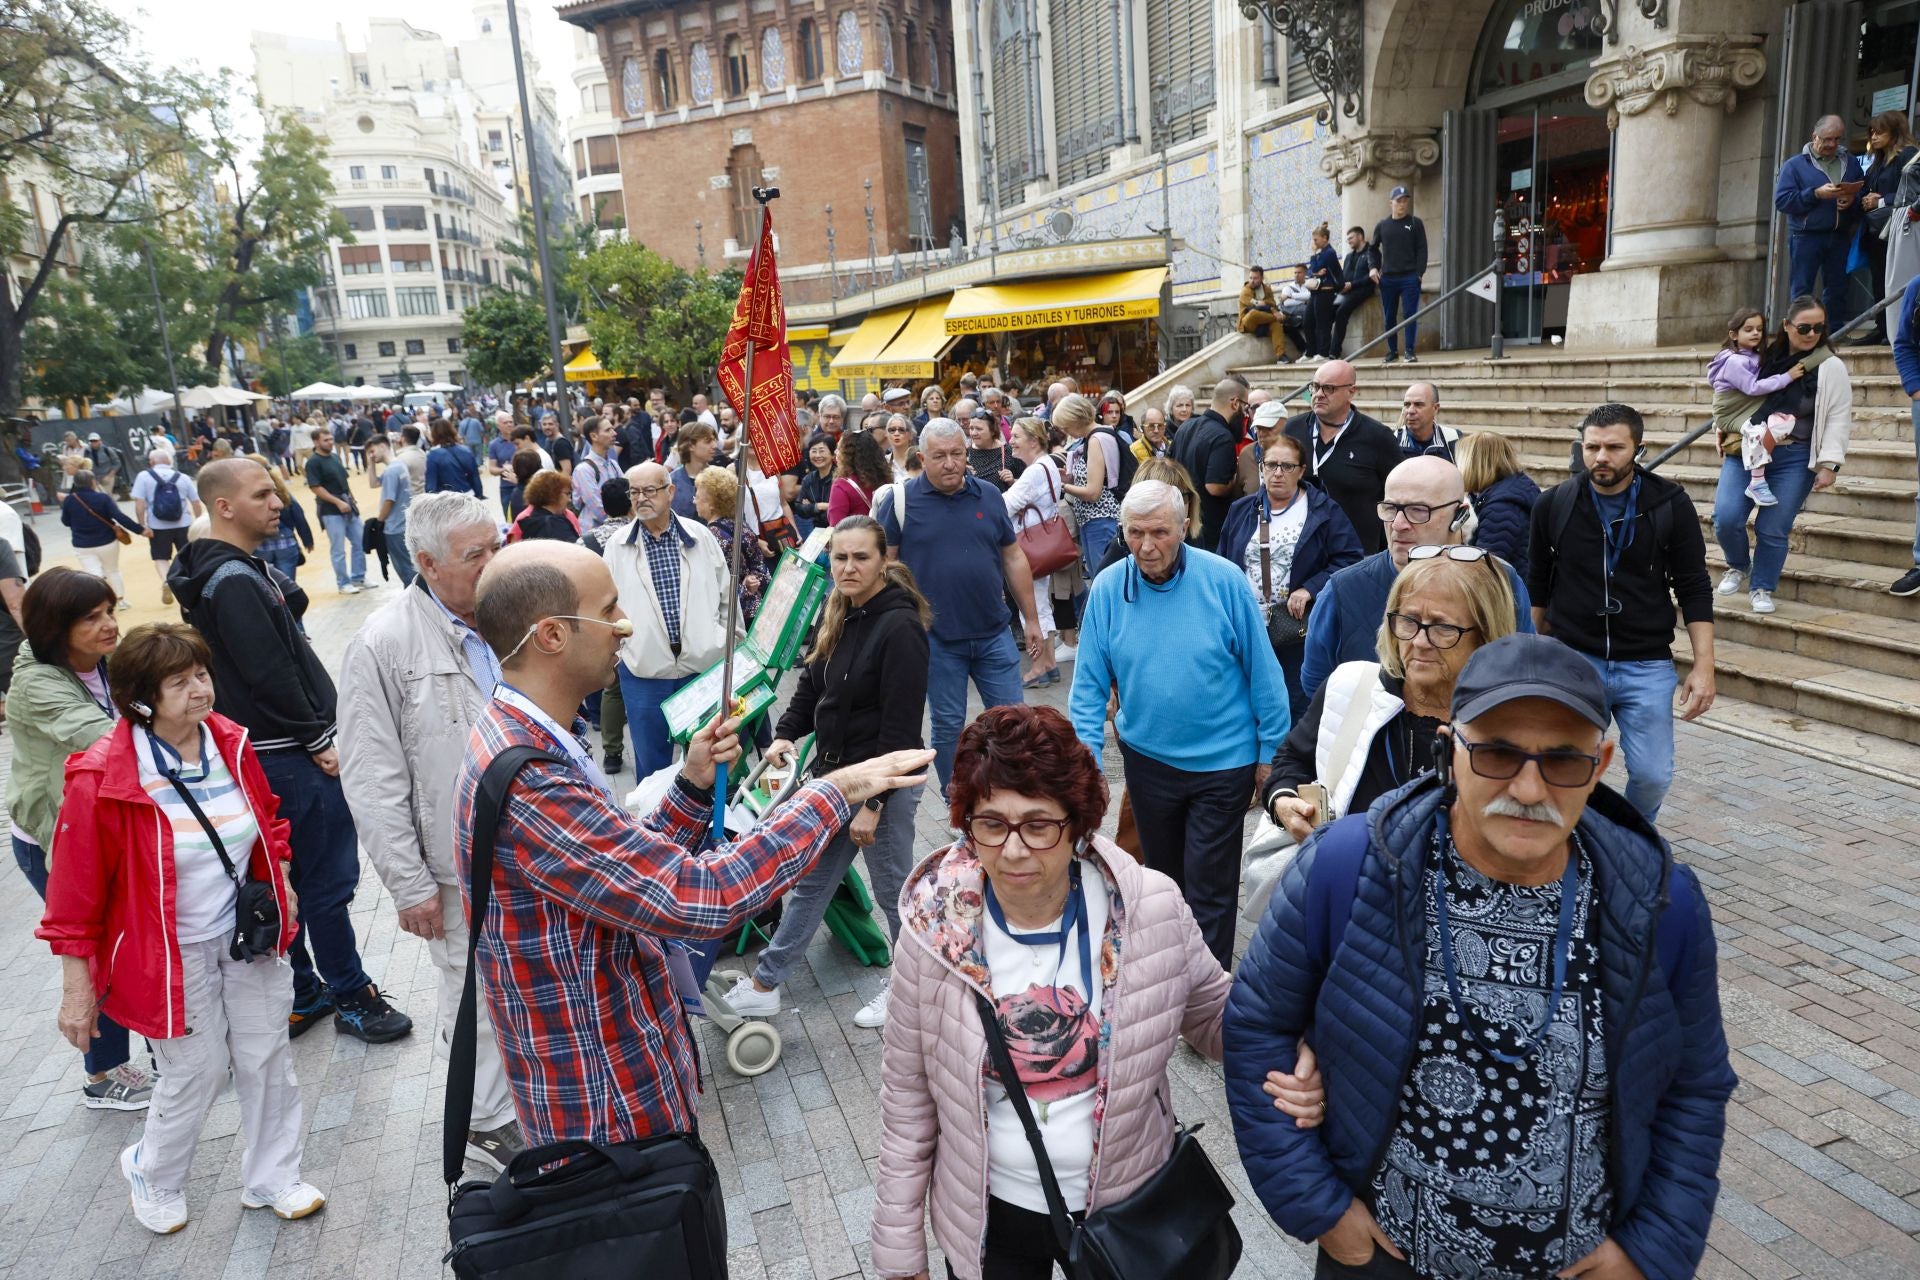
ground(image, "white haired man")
xmin=337 ymin=492 xmax=521 ymax=1171
xmin=131 ymin=447 xmax=204 ymax=604
xmin=1069 ymin=479 xmax=1291 ymax=968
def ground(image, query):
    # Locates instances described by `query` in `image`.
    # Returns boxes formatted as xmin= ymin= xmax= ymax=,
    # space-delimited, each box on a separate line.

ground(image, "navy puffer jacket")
xmin=1470 ymin=469 xmax=1541 ymax=582
xmin=1223 ymin=775 xmax=1734 ymax=1280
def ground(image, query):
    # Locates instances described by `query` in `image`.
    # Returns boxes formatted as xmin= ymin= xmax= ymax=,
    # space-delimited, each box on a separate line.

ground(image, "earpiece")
xmin=131 ymin=700 xmax=153 ymax=719
xmin=1448 ymin=496 xmax=1475 ymax=532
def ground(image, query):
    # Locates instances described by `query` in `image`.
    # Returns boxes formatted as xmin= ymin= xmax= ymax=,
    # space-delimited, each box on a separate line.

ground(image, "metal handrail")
xmin=1643 ymin=288 xmax=1906 ymax=470
xmin=1276 ymin=258 xmax=1503 ymax=407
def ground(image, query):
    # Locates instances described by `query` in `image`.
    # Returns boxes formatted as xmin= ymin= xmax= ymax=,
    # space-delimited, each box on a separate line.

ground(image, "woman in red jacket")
xmin=38 ymin=623 xmax=322 ymax=1236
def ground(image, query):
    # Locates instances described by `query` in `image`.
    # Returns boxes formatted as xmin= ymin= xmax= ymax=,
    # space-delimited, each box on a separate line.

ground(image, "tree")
xmin=571 ymin=241 xmax=740 ymax=398
xmin=258 ymin=331 xmax=340 ymax=398
xmin=391 ymin=358 xmax=416 ymax=394
xmin=462 ymin=290 xmax=548 ymax=390
xmin=497 ymin=202 xmax=595 ymax=326
xmin=21 ymin=274 xmax=144 ymax=407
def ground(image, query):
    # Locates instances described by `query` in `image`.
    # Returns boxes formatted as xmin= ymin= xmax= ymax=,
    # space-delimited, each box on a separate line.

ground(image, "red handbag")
xmin=1016 ymin=465 xmax=1079 ymax=577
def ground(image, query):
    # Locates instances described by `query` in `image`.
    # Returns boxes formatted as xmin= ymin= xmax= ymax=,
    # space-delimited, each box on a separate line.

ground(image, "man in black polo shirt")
xmin=1283 ymin=359 xmax=1401 ymax=556
xmin=878 ymin=419 xmax=1044 ymax=793
xmin=1170 ymin=374 xmax=1247 ymax=551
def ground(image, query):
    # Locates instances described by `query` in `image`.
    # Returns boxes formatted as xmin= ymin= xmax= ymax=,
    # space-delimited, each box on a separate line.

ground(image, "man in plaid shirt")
xmin=456 ymin=542 xmax=931 ymax=1146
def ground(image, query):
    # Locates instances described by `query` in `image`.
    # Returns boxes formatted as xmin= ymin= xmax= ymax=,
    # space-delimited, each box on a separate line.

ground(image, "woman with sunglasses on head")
xmin=1219 ymin=433 xmax=1366 ymax=719
xmin=1259 ymin=549 xmax=1517 ymax=845
xmin=1710 ymin=295 xmax=1854 ymax=615
xmin=869 ymin=704 xmax=1325 ymax=1280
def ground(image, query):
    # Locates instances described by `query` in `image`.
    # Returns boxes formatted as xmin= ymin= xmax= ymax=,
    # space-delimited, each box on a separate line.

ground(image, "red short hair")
xmin=947 ymin=705 xmax=1109 ymax=841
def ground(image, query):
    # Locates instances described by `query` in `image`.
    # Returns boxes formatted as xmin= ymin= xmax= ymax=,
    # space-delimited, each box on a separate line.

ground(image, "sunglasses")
xmin=1452 ymin=731 xmax=1602 ymax=788
xmin=1791 ymin=322 xmax=1826 ymax=336
xmin=1406 ymin=544 xmax=1490 ymax=563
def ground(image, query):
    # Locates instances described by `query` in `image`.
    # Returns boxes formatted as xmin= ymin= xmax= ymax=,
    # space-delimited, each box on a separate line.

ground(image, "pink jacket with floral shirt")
xmin=869 ymin=834 xmax=1232 ymax=1280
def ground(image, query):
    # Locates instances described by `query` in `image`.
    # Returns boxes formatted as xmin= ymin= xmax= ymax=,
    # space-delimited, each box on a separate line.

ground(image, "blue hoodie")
xmin=1894 ymin=274 xmax=1920 ymax=396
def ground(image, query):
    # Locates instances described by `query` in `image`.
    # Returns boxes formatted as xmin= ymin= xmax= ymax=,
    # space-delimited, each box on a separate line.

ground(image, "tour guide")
xmin=454 ymin=542 xmax=933 ymax=1146
xmin=1224 ymin=633 xmax=1734 ymax=1280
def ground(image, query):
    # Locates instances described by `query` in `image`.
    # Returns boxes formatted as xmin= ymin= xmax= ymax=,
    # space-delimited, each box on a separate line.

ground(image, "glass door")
xmin=1494 ymin=91 xmax=1609 ymax=343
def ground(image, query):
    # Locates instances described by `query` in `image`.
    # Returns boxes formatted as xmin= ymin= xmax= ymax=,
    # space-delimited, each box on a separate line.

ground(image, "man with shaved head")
xmin=1284 ymin=358 xmax=1402 ymax=555
xmin=170 ymin=459 xmax=412 ymax=1044
xmin=1774 ymin=113 xmax=1865 ymax=328
xmin=451 ymin=540 xmax=931 ymax=1148
xmin=1300 ymin=454 xmax=1534 ymax=698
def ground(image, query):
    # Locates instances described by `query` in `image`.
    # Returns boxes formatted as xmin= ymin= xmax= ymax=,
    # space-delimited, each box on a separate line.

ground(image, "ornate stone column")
xmin=1319 ymin=127 xmax=1441 ymax=197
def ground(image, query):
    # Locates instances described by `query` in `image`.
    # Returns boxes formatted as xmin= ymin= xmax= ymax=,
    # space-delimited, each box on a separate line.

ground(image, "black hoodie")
xmin=167 ymin=537 xmax=338 ymax=753
xmin=774 ymin=581 xmax=929 ymax=767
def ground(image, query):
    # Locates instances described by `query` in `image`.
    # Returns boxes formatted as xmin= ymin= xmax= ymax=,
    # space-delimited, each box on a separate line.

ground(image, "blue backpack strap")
xmin=1305 ymin=813 xmax=1369 ymax=972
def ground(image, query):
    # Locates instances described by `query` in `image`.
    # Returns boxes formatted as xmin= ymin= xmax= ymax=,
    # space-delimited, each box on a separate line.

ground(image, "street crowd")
xmin=4 ymin=108 xmax=1920 ymax=1280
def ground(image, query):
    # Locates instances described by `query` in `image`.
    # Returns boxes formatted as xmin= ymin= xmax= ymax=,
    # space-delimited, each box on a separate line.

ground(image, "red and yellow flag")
xmin=717 ymin=206 xmax=801 ymax=475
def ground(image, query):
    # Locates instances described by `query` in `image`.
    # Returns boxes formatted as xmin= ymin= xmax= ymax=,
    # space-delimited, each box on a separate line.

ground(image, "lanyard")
xmin=1431 ymin=811 xmax=1579 ymax=1067
xmin=1312 ymin=411 xmax=1354 ymax=475
xmin=984 ymin=860 xmax=1092 ymax=998
xmin=79 ymin=660 xmax=118 ymax=719
xmin=1594 ymin=476 xmax=1640 ymax=581
xmin=494 ymin=685 xmax=616 ymax=801
xmin=144 ymin=724 xmax=211 ymax=783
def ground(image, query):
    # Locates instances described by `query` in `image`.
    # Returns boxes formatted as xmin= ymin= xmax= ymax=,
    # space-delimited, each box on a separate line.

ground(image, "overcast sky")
xmin=107 ymin=0 xmax=581 ymax=143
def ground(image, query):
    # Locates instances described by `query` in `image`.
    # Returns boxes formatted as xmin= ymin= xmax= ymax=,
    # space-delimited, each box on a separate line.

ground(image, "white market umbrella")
xmin=210 ymin=386 xmax=266 ymax=407
xmin=422 ymin=381 xmax=463 ymax=393
xmin=344 ymin=384 xmax=397 ymax=400
xmin=174 ymin=385 xmax=223 ymax=409
xmin=290 ymin=381 xmax=346 ymax=399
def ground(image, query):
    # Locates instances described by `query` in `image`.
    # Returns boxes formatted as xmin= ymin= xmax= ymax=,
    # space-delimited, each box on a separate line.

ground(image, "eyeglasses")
xmin=964 ymin=814 xmax=1071 ymax=848
xmin=1387 ymin=611 xmax=1476 ymax=649
xmin=1378 ymin=500 xmax=1464 ymax=525
xmin=1791 ymin=322 xmax=1827 ymax=336
xmin=1309 ymin=382 xmax=1355 ymax=395
xmin=632 ymin=483 xmax=671 ymax=499
xmin=1453 ymin=731 xmax=1602 ymax=788
xmin=1406 ymin=544 xmax=1491 ymax=563
xmin=1262 ymin=461 xmax=1302 ymax=474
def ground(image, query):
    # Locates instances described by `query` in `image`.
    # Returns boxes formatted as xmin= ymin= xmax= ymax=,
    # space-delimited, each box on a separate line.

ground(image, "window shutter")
xmin=1050 ymin=0 xmax=1117 ymax=185
xmin=990 ymin=2 xmax=1035 ymax=188
xmin=1147 ymin=0 xmax=1214 ymax=147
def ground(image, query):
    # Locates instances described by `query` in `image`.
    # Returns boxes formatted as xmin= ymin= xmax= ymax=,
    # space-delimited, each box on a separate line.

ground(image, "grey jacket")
xmin=338 ymin=580 xmax=493 ymax=911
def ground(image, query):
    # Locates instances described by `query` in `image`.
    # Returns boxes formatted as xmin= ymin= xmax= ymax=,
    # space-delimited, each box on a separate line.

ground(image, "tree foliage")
xmin=258 ymin=331 xmax=340 ymax=398
xmin=462 ymin=289 xmax=549 ymax=389
xmin=571 ymin=241 xmax=741 ymax=397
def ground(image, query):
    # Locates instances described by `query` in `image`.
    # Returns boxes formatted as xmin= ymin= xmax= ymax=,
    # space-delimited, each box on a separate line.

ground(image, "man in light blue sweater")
xmin=1071 ymin=480 xmax=1291 ymax=968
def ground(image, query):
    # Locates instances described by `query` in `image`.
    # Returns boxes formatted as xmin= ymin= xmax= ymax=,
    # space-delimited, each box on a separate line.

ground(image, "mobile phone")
xmin=1297 ymin=782 xmax=1331 ymax=828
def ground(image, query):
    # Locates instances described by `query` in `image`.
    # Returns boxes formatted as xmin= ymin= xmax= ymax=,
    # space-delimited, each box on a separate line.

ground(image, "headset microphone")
xmin=612 ymin=619 xmax=635 ymax=637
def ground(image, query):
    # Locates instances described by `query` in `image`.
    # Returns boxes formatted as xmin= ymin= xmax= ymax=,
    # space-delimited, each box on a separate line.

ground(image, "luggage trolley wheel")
xmin=725 ymin=1019 xmax=782 ymax=1077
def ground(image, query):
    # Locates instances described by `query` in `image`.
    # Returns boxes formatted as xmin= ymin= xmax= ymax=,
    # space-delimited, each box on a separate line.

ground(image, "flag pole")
xmin=712 ymin=185 xmax=778 ymax=841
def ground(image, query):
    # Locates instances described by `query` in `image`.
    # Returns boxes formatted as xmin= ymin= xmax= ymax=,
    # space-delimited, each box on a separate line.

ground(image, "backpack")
xmin=1087 ymin=426 xmax=1136 ymax=500
xmin=147 ymin=468 xmax=184 ymax=523
xmin=1542 ymin=472 xmax=1675 ymax=597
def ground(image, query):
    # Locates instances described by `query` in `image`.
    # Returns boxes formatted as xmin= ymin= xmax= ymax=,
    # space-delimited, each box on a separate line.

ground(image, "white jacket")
xmin=337 ymin=581 xmax=495 ymax=911
xmin=606 ymin=513 xmax=736 ymax=679
xmin=1316 ymin=661 xmax=1404 ymax=823
xmin=1808 ymin=356 xmax=1854 ymax=471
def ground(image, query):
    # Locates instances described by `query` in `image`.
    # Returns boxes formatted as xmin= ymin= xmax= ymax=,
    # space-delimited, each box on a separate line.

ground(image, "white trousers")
xmin=425 ymin=880 xmax=516 ymax=1131
xmin=75 ymin=542 xmax=127 ymax=599
xmin=1031 ymin=574 xmax=1055 ymax=637
xmin=138 ymin=937 xmax=303 ymax=1197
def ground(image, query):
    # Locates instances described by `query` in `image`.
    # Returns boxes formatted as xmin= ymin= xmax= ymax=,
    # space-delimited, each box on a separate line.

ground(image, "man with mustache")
xmin=1224 ymin=633 xmax=1733 ymax=1280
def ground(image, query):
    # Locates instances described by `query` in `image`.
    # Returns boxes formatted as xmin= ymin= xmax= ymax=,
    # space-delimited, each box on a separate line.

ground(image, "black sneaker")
xmin=289 ymin=989 xmax=333 ymax=1039
xmin=466 ymin=1121 xmax=527 ymax=1174
xmin=1404 ymin=354 xmax=1419 ymax=364
xmin=1891 ymin=567 xmax=1920 ymax=598
xmin=605 ymin=751 xmax=624 ymax=774
xmin=333 ymin=985 xmax=413 ymax=1044
xmin=1382 ymin=352 xmax=1399 ymax=363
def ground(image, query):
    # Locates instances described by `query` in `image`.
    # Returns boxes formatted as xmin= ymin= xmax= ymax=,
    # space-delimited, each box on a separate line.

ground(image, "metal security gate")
xmin=1441 ymin=107 xmax=1497 ymax=350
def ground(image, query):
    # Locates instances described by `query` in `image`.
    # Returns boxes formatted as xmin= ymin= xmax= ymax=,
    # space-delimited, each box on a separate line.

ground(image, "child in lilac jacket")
xmin=1708 ymin=306 xmax=1808 ymax=507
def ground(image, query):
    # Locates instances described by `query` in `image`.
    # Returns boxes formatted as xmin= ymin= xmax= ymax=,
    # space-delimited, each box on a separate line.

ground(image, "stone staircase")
xmin=1223 ymin=346 xmax=1920 ymax=777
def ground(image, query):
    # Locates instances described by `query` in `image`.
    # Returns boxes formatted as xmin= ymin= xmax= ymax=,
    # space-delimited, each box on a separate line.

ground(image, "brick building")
xmin=556 ymin=0 xmax=961 ymax=300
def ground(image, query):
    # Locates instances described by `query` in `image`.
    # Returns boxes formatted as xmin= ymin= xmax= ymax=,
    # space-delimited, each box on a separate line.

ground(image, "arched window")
xmin=761 ymin=28 xmax=786 ymax=91
xmin=1472 ymin=0 xmax=1603 ymax=98
xmin=927 ymin=28 xmax=941 ymax=92
xmin=904 ymin=20 xmax=921 ymax=83
xmin=620 ymin=55 xmax=645 ymax=115
xmin=727 ymin=144 xmax=763 ymax=245
xmin=878 ymin=14 xmax=896 ymax=78
xmin=835 ymin=11 xmax=863 ymax=77
xmin=653 ymin=48 xmax=678 ymax=108
xmin=689 ymin=41 xmax=714 ymax=105
xmin=798 ymin=18 xmax=822 ymax=81
xmin=724 ymin=34 xmax=748 ymax=97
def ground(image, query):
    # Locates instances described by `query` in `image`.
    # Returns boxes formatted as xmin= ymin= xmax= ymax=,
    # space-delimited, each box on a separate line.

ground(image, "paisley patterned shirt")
xmin=1371 ymin=836 xmax=1612 ymax=1278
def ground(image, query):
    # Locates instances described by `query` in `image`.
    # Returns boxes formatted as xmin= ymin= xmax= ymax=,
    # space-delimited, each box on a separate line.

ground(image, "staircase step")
xmin=1702 ymin=546 xmax=1920 ymax=620
xmin=1443 ymin=421 xmax=1919 ymax=476
xmin=1341 ymin=399 xmax=1920 ymax=447
xmin=1674 ymin=638 xmax=1920 ymax=746
xmin=1240 ymin=370 xmax=1917 ymax=413
xmin=1687 ymin=695 xmax=1920 ymax=790
xmin=1521 ymin=458 xmax=1915 ymax=526
xmin=1701 ymin=594 xmax=1920 ymax=680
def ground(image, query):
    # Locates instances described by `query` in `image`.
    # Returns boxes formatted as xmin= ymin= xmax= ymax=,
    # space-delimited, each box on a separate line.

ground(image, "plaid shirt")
xmin=571 ymin=448 xmax=617 ymax=530
xmin=641 ymin=520 xmax=685 ymax=648
xmin=453 ymin=697 xmax=851 ymax=1146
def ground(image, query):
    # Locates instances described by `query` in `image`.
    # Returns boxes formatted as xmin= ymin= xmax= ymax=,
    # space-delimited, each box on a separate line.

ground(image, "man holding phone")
xmin=1774 ymin=114 xmax=1866 ymax=329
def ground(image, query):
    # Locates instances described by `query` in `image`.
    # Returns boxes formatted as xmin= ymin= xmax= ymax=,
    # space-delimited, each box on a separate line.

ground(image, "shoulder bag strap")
xmin=1258 ymin=503 xmax=1272 ymax=602
xmin=443 ymin=745 xmax=569 ymax=1186
xmin=161 ymin=764 xmax=244 ymax=889
xmin=973 ymin=992 xmax=1079 ymax=1256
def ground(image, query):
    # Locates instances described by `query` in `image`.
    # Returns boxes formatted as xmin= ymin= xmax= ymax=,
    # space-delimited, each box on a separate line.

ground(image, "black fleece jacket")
xmin=775 ymin=582 xmax=928 ymax=767
xmin=167 ymin=537 xmax=338 ymax=753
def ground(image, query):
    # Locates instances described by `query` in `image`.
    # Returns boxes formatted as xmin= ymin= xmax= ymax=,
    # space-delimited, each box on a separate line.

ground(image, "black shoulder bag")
xmin=973 ymin=992 xmax=1242 ymax=1280
xmin=443 ymin=745 xmax=728 ymax=1280
xmin=158 ymin=742 xmax=281 ymax=962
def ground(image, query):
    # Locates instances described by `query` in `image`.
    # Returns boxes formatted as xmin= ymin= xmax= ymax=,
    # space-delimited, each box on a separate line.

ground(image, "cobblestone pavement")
xmin=1 ymin=477 xmax=1918 ymax=1278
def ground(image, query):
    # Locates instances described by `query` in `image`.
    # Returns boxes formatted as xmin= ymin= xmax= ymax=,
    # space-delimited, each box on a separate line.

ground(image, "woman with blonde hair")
xmin=1456 ymin=430 xmax=1540 ymax=580
xmin=692 ymin=465 xmax=770 ymax=625
xmin=1054 ymin=393 xmax=1121 ymax=578
xmin=1003 ymin=417 xmax=1065 ymax=687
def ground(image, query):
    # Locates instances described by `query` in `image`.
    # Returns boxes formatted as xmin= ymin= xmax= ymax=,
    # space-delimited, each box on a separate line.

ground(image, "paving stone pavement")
xmin=1 ymin=484 xmax=1919 ymax=1278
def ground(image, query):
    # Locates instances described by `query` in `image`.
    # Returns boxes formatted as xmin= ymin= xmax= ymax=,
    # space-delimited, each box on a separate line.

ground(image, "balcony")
xmin=427 ymin=178 xmax=477 ymax=207
xmin=437 ymin=225 xmax=484 ymax=248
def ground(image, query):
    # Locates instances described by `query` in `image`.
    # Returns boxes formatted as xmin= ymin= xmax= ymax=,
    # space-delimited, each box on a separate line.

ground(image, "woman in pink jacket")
xmin=870 ymin=705 xmax=1323 ymax=1280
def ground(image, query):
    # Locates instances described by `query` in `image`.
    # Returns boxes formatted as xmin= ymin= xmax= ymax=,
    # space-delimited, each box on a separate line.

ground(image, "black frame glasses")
xmin=1453 ymin=732 xmax=1602 ymax=788
xmin=1261 ymin=460 xmax=1302 ymax=475
xmin=1386 ymin=612 xmax=1477 ymax=649
xmin=1308 ymin=381 xmax=1355 ymax=396
xmin=963 ymin=815 xmax=1071 ymax=848
xmin=1379 ymin=501 xmax=1465 ymax=526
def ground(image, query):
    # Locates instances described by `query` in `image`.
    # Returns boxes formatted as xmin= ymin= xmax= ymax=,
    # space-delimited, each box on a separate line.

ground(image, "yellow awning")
xmin=861 ymin=296 xmax=956 ymax=379
xmin=943 ymin=267 xmax=1167 ymax=335
xmin=827 ymin=305 xmax=915 ymax=377
xmin=564 ymin=346 xmax=631 ymax=379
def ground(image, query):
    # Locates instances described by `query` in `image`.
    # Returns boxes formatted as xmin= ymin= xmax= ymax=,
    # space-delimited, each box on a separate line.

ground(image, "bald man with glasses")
xmin=1283 ymin=359 xmax=1401 ymax=556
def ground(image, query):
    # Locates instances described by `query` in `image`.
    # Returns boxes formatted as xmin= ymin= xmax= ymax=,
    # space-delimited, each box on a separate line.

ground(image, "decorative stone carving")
xmin=1319 ymin=128 xmax=1439 ymax=194
xmin=1584 ymin=35 xmax=1766 ymax=131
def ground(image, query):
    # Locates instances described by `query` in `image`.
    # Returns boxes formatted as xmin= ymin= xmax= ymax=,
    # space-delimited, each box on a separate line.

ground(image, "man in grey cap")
xmin=1226 ymin=632 xmax=1734 ymax=1280
xmin=1370 ymin=185 xmax=1428 ymax=364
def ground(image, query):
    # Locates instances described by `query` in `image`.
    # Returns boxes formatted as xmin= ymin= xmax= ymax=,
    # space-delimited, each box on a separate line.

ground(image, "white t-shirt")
xmin=130 ymin=466 xmax=200 ymax=530
xmin=739 ymin=471 xmax=784 ymax=538
xmin=983 ymin=866 xmax=1110 ymax=1215
xmin=135 ymin=727 xmax=259 ymax=945
xmin=1241 ymin=492 xmax=1311 ymax=612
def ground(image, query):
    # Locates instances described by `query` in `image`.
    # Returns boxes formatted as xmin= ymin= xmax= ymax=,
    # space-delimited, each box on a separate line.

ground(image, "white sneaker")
xmin=719 ymin=973 xmax=781 ymax=1017
xmin=852 ymin=979 xmax=891 ymax=1030
xmin=241 ymin=1182 xmax=326 ymax=1220
xmin=1749 ymin=589 xmax=1776 ymax=614
xmin=121 ymin=1144 xmax=187 ymax=1234
xmin=1716 ymin=568 xmax=1746 ymax=596
xmin=340 ymin=583 xmax=362 ymax=595
xmin=1053 ymin=642 xmax=1078 ymax=663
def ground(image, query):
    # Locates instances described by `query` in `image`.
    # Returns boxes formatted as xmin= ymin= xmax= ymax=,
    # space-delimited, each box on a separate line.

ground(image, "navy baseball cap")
xmin=1450 ymin=634 xmax=1609 ymax=731
xmin=1389 ymin=185 xmax=1410 ymax=200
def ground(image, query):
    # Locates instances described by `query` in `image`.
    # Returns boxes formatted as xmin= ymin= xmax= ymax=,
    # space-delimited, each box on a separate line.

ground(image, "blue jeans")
xmin=1909 ymin=399 xmax=1920 ymax=568
xmin=1713 ymin=440 xmax=1817 ymax=592
xmin=1788 ymin=229 xmax=1855 ymax=330
xmin=386 ymin=528 xmax=417 ymax=586
xmin=1379 ymin=273 xmax=1422 ymax=355
xmin=928 ymin=630 xmax=1025 ymax=792
xmin=500 ymin=483 xmax=521 ymax=523
xmin=14 ymin=835 xmax=133 ymax=1074
xmin=261 ymin=542 xmax=301 ymax=586
xmin=1078 ymin=515 xmax=1119 ymax=582
xmin=319 ymin=511 xmax=366 ymax=588
xmin=257 ymin=751 xmax=373 ymax=1007
xmin=618 ymin=667 xmax=695 ymax=781
xmin=1578 ymin=654 xmax=1678 ymax=820
xmin=1277 ymin=640 xmax=1308 ymax=724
